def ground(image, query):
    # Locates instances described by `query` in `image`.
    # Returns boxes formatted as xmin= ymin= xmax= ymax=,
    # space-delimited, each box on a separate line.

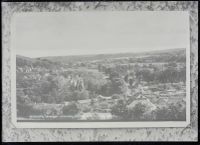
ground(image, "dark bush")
xmin=17 ymin=103 xmax=33 ymax=117
xmin=155 ymin=101 xmax=186 ymax=121
xmin=62 ymin=102 xmax=79 ymax=115
xmin=111 ymin=99 xmax=129 ymax=119
xmin=128 ymin=102 xmax=147 ymax=121
xmin=72 ymin=90 xmax=90 ymax=100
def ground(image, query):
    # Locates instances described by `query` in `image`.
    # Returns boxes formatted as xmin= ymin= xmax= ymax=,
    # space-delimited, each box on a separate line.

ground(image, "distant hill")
xmin=16 ymin=55 xmax=35 ymax=61
xmin=16 ymin=55 xmax=56 ymax=68
xmin=37 ymin=48 xmax=185 ymax=64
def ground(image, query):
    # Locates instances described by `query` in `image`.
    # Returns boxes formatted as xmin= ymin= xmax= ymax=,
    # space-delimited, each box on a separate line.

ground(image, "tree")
xmin=155 ymin=101 xmax=186 ymax=121
xmin=17 ymin=89 xmax=33 ymax=117
xmin=129 ymin=78 xmax=134 ymax=87
xmin=111 ymin=99 xmax=129 ymax=119
xmin=139 ymin=69 xmax=155 ymax=83
xmin=108 ymin=71 xmax=128 ymax=95
xmin=128 ymin=102 xmax=146 ymax=120
xmin=17 ymin=89 xmax=32 ymax=104
xmin=71 ymin=90 xmax=90 ymax=101
xmin=124 ymin=74 xmax=129 ymax=83
xmin=100 ymin=81 xmax=113 ymax=96
xmin=98 ymin=64 xmax=102 ymax=72
xmin=155 ymin=66 xmax=180 ymax=83
xmin=179 ymin=65 xmax=186 ymax=82
xmin=111 ymin=77 xmax=128 ymax=95
xmin=62 ymin=102 xmax=79 ymax=115
xmin=109 ymin=71 xmax=120 ymax=81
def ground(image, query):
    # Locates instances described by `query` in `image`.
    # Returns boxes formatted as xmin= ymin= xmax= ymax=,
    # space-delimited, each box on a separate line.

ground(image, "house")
xmin=78 ymin=99 xmax=91 ymax=104
xmin=97 ymin=95 xmax=112 ymax=100
xmin=127 ymin=98 xmax=157 ymax=112
xmin=77 ymin=99 xmax=92 ymax=109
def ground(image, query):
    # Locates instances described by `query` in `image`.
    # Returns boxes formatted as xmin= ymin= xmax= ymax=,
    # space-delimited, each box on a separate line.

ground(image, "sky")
xmin=12 ymin=11 xmax=189 ymax=58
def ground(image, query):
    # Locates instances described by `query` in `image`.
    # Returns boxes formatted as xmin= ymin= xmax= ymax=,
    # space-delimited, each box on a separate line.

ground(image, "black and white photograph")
xmin=11 ymin=11 xmax=190 ymax=128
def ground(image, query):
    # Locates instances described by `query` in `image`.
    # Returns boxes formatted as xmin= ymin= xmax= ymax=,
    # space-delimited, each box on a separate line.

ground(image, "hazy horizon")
xmin=16 ymin=47 xmax=185 ymax=58
xmin=12 ymin=11 xmax=189 ymax=58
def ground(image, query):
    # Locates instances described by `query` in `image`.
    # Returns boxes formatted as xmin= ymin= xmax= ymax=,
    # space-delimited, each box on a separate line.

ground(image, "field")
xmin=16 ymin=48 xmax=186 ymax=121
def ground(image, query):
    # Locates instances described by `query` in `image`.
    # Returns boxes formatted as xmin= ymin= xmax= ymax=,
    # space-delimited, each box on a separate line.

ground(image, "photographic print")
xmin=11 ymin=11 xmax=190 ymax=128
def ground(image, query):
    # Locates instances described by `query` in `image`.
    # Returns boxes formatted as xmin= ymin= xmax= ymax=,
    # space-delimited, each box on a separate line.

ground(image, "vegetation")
xmin=62 ymin=102 xmax=79 ymax=116
xmin=16 ymin=48 xmax=186 ymax=121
